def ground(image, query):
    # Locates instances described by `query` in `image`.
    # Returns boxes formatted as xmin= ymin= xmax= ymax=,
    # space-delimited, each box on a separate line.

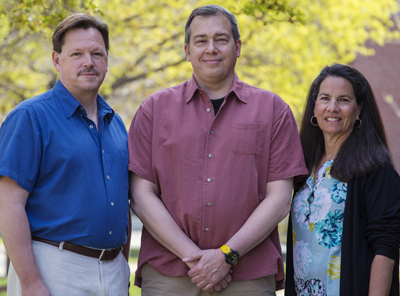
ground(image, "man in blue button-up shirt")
xmin=0 ymin=14 xmax=130 ymax=296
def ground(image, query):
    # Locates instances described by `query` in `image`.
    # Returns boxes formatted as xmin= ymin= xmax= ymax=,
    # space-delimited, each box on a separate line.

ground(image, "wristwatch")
xmin=220 ymin=244 xmax=240 ymax=266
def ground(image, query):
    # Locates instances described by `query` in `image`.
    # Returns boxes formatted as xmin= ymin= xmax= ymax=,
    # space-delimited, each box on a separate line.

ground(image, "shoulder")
xmin=138 ymin=80 xmax=190 ymax=118
xmin=349 ymin=164 xmax=400 ymax=200
xmin=353 ymin=164 xmax=399 ymax=183
xmin=235 ymin=79 xmax=290 ymax=115
xmin=143 ymin=81 xmax=188 ymax=104
xmin=3 ymin=89 xmax=55 ymax=126
xmin=11 ymin=89 xmax=55 ymax=118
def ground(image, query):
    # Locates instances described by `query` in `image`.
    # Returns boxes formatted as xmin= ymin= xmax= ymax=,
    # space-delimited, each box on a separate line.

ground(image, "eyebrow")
xmin=318 ymin=93 xmax=352 ymax=98
xmin=193 ymin=33 xmax=230 ymax=39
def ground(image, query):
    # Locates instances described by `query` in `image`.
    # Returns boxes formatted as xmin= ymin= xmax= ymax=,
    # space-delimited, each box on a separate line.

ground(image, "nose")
xmin=327 ymin=99 xmax=339 ymax=112
xmin=205 ymin=41 xmax=217 ymax=54
xmin=83 ymin=53 xmax=94 ymax=68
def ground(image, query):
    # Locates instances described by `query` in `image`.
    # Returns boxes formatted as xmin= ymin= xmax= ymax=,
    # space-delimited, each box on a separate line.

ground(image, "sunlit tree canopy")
xmin=1 ymin=0 xmax=399 ymax=123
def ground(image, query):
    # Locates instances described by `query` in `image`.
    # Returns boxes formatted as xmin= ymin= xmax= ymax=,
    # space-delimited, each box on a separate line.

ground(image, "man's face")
xmin=52 ymin=27 xmax=108 ymax=99
xmin=185 ymin=14 xmax=241 ymax=87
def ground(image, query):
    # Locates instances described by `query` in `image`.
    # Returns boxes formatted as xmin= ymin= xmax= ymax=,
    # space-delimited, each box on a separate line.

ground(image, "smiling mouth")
xmin=203 ymin=60 xmax=221 ymax=63
xmin=326 ymin=118 xmax=341 ymax=121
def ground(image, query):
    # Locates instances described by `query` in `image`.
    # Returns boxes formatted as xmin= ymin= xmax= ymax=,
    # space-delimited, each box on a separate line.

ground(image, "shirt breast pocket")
xmin=231 ymin=123 xmax=267 ymax=155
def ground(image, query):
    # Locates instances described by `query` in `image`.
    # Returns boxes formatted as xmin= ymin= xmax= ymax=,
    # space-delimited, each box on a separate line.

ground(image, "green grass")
xmin=0 ymin=277 xmax=6 ymax=296
xmin=129 ymin=275 xmax=141 ymax=295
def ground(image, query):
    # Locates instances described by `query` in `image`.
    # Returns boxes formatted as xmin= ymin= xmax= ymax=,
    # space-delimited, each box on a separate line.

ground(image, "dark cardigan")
xmin=285 ymin=164 xmax=400 ymax=295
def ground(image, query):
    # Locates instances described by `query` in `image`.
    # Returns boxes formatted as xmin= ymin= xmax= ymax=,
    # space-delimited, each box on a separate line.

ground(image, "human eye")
xmin=71 ymin=52 xmax=81 ymax=57
xmin=93 ymin=52 xmax=103 ymax=57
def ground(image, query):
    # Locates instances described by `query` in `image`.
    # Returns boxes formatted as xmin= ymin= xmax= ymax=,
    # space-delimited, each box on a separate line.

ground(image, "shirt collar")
xmin=185 ymin=72 xmax=248 ymax=104
xmin=53 ymin=80 xmax=114 ymax=123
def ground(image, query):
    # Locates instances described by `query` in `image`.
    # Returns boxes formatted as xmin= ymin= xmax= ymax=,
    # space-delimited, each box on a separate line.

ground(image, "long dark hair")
xmin=296 ymin=64 xmax=391 ymax=187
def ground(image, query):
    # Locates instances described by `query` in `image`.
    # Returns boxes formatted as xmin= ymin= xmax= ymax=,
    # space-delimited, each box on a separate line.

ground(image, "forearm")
xmin=0 ymin=203 xmax=43 ymax=286
xmin=225 ymin=178 xmax=293 ymax=256
xmin=130 ymin=175 xmax=201 ymax=261
xmin=369 ymin=254 xmax=394 ymax=296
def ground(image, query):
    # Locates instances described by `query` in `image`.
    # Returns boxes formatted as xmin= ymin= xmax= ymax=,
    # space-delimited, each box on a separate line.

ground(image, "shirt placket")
xmin=200 ymin=93 xmax=222 ymax=246
xmin=99 ymin=117 xmax=117 ymax=246
xmin=79 ymin=106 xmax=117 ymax=246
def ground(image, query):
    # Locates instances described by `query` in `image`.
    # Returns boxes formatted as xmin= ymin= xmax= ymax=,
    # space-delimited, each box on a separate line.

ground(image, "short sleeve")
xmin=364 ymin=165 xmax=400 ymax=260
xmin=267 ymin=104 xmax=308 ymax=182
xmin=128 ymin=103 xmax=155 ymax=183
xmin=0 ymin=107 xmax=42 ymax=192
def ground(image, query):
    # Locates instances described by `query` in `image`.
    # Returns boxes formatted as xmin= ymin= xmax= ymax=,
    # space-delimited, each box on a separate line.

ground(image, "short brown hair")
xmin=52 ymin=13 xmax=109 ymax=53
xmin=185 ymin=5 xmax=240 ymax=45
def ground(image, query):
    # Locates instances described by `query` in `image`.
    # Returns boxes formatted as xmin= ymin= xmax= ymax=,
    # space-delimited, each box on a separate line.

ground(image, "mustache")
xmin=78 ymin=69 xmax=100 ymax=75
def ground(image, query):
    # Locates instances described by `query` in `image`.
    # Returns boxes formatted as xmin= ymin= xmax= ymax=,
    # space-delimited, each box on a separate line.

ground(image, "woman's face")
xmin=314 ymin=76 xmax=362 ymax=145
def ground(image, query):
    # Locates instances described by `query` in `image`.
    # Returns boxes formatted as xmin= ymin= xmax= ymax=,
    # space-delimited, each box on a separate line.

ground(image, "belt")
xmin=32 ymin=236 xmax=122 ymax=261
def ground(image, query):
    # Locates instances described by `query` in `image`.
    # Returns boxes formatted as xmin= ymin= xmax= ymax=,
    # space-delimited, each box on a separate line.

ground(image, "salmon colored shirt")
xmin=128 ymin=74 xmax=308 ymax=288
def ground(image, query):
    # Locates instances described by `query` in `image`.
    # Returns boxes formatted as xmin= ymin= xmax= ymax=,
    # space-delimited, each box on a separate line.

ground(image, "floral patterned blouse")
xmin=291 ymin=159 xmax=347 ymax=295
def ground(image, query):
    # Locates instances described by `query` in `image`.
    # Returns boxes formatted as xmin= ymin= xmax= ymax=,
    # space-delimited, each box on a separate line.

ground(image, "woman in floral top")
xmin=285 ymin=64 xmax=400 ymax=296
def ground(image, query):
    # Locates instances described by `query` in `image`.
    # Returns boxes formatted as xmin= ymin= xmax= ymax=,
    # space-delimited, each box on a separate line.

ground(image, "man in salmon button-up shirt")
xmin=128 ymin=4 xmax=308 ymax=295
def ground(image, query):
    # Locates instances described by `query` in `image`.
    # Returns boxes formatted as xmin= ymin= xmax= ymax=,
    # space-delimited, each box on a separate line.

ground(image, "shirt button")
xmin=207 ymin=202 xmax=211 ymax=206
xmin=89 ymin=125 xmax=94 ymax=129
xmin=109 ymin=231 xmax=112 ymax=235
xmin=206 ymin=108 xmax=211 ymax=112
xmin=79 ymin=114 xmax=83 ymax=117
xmin=80 ymin=107 xmax=83 ymax=111
xmin=107 ymin=175 xmax=110 ymax=179
xmin=210 ymin=131 xmax=214 ymax=135
xmin=208 ymin=154 xmax=212 ymax=158
xmin=200 ymin=91 xmax=203 ymax=94
xmin=205 ymin=228 xmax=210 ymax=232
xmin=111 ymin=202 xmax=114 ymax=206
xmin=207 ymin=178 xmax=211 ymax=182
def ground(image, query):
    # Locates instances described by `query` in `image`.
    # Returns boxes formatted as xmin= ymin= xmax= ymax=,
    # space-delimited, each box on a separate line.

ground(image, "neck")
xmin=195 ymin=75 xmax=234 ymax=100
xmin=323 ymin=140 xmax=342 ymax=163
xmin=70 ymin=90 xmax=99 ymax=126
xmin=323 ymin=131 xmax=352 ymax=162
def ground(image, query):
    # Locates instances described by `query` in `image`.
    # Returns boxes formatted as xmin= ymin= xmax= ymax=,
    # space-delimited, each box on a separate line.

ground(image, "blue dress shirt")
xmin=0 ymin=80 xmax=129 ymax=249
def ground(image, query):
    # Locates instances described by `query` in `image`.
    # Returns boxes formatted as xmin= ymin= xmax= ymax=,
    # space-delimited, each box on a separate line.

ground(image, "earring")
xmin=311 ymin=116 xmax=318 ymax=127
xmin=354 ymin=118 xmax=362 ymax=129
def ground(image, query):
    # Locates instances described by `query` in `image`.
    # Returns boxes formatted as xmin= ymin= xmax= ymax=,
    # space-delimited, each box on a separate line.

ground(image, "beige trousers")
xmin=141 ymin=263 xmax=277 ymax=296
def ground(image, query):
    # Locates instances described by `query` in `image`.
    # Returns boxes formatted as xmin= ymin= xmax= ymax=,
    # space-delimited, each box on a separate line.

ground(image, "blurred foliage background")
xmin=0 ymin=0 xmax=399 ymax=125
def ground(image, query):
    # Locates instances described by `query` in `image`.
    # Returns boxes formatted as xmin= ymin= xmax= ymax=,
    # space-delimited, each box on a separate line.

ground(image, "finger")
xmin=190 ymin=275 xmax=200 ymax=284
xmin=188 ymin=269 xmax=197 ymax=277
xmin=219 ymin=279 xmax=228 ymax=289
xmin=196 ymin=280 xmax=208 ymax=290
xmin=224 ymin=273 xmax=232 ymax=283
xmin=203 ymin=282 xmax=218 ymax=292
xmin=213 ymin=284 xmax=222 ymax=292
xmin=183 ymin=252 xmax=203 ymax=262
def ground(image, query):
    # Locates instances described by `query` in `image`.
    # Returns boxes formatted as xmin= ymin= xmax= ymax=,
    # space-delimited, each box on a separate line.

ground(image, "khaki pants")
xmin=141 ymin=263 xmax=277 ymax=296
xmin=7 ymin=241 xmax=130 ymax=296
